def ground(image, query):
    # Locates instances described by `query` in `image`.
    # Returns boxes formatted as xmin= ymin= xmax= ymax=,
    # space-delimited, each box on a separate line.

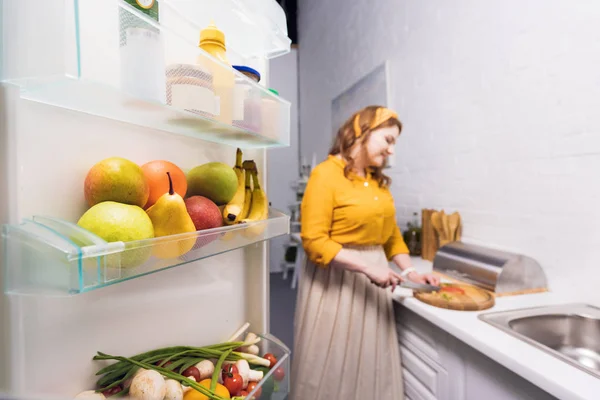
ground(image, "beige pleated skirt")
xmin=290 ymin=245 xmax=404 ymax=400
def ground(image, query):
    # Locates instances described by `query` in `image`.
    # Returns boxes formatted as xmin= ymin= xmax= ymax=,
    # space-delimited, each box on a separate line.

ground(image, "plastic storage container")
xmin=261 ymin=88 xmax=282 ymax=140
xmin=1 ymin=0 xmax=291 ymax=148
xmin=165 ymin=63 xmax=217 ymax=118
xmin=232 ymin=65 xmax=262 ymax=132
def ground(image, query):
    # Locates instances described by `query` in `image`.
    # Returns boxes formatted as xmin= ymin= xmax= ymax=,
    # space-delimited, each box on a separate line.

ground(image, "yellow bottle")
xmin=198 ymin=21 xmax=233 ymax=125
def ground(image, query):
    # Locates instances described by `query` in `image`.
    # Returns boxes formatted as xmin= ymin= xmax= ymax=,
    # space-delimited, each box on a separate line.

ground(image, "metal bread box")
xmin=433 ymin=242 xmax=548 ymax=294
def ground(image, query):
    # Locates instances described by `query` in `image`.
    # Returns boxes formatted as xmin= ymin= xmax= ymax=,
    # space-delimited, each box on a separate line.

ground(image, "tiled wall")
xmin=298 ymin=0 xmax=600 ymax=297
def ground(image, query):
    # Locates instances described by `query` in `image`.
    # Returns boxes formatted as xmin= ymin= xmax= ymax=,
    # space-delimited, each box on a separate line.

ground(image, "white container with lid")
xmin=232 ymin=65 xmax=261 ymax=132
xmin=260 ymin=88 xmax=281 ymax=139
xmin=165 ymin=63 xmax=217 ymax=118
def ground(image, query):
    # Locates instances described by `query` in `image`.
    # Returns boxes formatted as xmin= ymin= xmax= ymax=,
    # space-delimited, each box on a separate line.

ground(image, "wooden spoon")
xmin=441 ymin=210 xmax=451 ymax=243
xmin=431 ymin=211 xmax=448 ymax=245
xmin=448 ymin=212 xmax=461 ymax=241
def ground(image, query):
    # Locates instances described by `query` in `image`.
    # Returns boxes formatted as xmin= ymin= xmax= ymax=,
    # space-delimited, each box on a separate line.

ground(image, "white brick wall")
xmin=298 ymin=0 xmax=600 ymax=297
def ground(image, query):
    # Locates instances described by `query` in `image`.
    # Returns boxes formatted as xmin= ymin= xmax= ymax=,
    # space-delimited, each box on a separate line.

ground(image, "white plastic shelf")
xmin=2 ymin=210 xmax=289 ymax=296
xmin=1 ymin=0 xmax=291 ymax=149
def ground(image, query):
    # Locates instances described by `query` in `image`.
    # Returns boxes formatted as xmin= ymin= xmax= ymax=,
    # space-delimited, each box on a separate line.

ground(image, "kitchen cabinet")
xmin=394 ymin=302 xmax=558 ymax=400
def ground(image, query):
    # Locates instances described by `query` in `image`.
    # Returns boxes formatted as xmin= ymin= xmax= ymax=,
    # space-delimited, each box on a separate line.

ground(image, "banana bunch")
xmin=222 ymin=150 xmax=268 ymax=226
xmin=240 ymin=160 xmax=253 ymax=220
xmin=223 ymin=148 xmax=246 ymax=225
xmin=241 ymin=160 xmax=268 ymax=223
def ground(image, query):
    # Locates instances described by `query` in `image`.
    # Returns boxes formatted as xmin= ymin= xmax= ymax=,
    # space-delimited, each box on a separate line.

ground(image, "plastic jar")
xmin=260 ymin=88 xmax=281 ymax=140
xmin=165 ymin=64 xmax=217 ymax=118
xmin=232 ymin=65 xmax=262 ymax=132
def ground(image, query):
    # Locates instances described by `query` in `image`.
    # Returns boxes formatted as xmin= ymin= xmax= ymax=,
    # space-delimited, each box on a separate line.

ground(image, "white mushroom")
xmin=234 ymin=359 xmax=263 ymax=389
xmin=74 ymin=390 xmax=106 ymax=400
xmin=181 ymin=376 xmax=196 ymax=395
xmin=194 ymin=359 xmax=215 ymax=381
xmin=124 ymin=368 xmax=147 ymax=389
xmin=163 ymin=379 xmax=183 ymax=400
xmin=129 ymin=369 xmax=167 ymax=400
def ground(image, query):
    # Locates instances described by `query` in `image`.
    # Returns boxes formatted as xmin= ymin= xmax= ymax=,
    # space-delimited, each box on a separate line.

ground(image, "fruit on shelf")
xmin=185 ymin=196 xmax=223 ymax=231
xmin=101 ymin=386 xmax=122 ymax=398
xmin=77 ymin=201 xmax=154 ymax=268
xmin=240 ymin=162 xmax=252 ymax=220
xmin=246 ymin=382 xmax=261 ymax=399
xmin=146 ymin=172 xmax=197 ymax=259
xmin=222 ymin=371 xmax=243 ymax=397
xmin=262 ymin=353 xmax=277 ymax=368
xmin=187 ymin=162 xmax=238 ymax=205
xmin=184 ymin=379 xmax=230 ymax=400
xmin=241 ymin=161 xmax=268 ymax=223
xmin=142 ymin=160 xmax=188 ymax=209
xmin=222 ymin=148 xmax=246 ymax=225
xmin=273 ymin=366 xmax=285 ymax=382
xmin=84 ymin=157 xmax=149 ymax=208
xmin=182 ymin=366 xmax=202 ymax=383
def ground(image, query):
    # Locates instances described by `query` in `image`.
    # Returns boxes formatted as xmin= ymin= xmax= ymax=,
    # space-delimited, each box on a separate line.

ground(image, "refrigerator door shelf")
xmin=163 ymin=0 xmax=291 ymax=60
xmin=229 ymin=325 xmax=291 ymax=400
xmin=1 ymin=0 xmax=291 ymax=149
xmin=2 ymin=209 xmax=289 ymax=296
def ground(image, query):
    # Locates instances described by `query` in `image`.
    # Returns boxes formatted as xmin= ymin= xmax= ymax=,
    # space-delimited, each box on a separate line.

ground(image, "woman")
xmin=290 ymin=105 xmax=440 ymax=400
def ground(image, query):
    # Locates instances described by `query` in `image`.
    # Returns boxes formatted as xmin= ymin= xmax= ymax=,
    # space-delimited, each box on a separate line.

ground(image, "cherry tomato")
xmin=246 ymin=382 xmax=262 ymax=399
xmin=182 ymin=366 xmax=201 ymax=382
xmin=155 ymin=360 xmax=173 ymax=368
xmin=440 ymin=286 xmax=465 ymax=295
xmin=263 ymin=353 xmax=277 ymax=368
xmin=222 ymin=363 xmax=239 ymax=381
xmin=101 ymin=386 xmax=122 ymax=397
xmin=273 ymin=366 xmax=285 ymax=381
xmin=223 ymin=372 xmax=243 ymax=396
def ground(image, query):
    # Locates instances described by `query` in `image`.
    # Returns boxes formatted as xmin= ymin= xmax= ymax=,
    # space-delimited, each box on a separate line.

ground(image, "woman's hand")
xmin=363 ymin=264 xmax=405 ymax=291
xmin=407 ymin=271 xmax=440 ymax=286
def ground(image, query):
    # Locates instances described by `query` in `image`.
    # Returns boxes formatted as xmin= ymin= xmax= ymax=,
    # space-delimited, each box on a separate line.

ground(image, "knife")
xmin=399 ymin=280 xmax=441 ymax=293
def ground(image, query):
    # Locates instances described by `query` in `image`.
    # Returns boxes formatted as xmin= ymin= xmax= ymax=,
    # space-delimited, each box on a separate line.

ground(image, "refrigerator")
xmin=0 ymin=0 xmax=292 ymax=399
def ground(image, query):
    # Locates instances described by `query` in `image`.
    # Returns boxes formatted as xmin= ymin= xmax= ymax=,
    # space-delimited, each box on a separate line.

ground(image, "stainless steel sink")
xmin=479 ymin=303 xmax=600 ymax=379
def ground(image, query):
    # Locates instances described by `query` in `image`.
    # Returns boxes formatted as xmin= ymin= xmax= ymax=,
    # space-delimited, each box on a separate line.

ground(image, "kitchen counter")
xmin=392 ymin=257 xmax=600 ymax=400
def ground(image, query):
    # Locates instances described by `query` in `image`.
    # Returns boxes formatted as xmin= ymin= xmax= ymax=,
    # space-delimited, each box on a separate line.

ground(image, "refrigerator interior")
xmin=0 ymin=0 xmax=291 ymax=398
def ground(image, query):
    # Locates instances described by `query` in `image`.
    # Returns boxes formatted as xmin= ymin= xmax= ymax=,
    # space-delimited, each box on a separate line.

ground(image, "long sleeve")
xmin=383 ymin=222 xmax=409 ymax=260
xmin=300 ymin=166 xmax=343 ymax=266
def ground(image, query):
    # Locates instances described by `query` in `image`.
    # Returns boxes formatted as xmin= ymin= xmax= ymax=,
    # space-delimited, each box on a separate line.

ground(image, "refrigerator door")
xmin=0 ymin=0 xmax=291 ymax=398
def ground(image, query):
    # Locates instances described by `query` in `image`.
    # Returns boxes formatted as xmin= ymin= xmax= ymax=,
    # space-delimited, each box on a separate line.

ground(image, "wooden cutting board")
xmin=414 ymin=283 xmax=495 ymax=311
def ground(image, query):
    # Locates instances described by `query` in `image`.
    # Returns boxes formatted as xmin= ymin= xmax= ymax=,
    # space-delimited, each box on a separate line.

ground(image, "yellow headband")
xmin=353 ymin=107 xmax=399 ymax=138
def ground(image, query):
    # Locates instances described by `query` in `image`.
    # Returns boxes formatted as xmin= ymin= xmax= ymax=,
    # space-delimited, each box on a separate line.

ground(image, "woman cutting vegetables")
xmin=290 ymin=105 xmax=439 ymax=399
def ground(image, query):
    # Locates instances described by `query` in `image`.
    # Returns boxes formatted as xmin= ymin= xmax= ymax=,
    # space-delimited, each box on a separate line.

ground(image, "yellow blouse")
xmin=300 ymin=155 xmax=409 ymax=266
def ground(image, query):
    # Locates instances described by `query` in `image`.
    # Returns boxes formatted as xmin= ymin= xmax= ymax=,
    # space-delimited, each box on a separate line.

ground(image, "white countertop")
xmin=392 ymin=257 xmax=600 ymax=400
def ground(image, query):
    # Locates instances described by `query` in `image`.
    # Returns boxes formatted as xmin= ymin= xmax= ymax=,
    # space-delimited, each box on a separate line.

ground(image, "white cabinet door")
xmin=400 ymin=344 xmax=450 ymax=400
xmin=395 ymin=303 xmax=453 ymax=400
xmin=395 ymin=303 xmax=558 ymax=400
xmin=455 ymin=336 xmax=557 ymax=400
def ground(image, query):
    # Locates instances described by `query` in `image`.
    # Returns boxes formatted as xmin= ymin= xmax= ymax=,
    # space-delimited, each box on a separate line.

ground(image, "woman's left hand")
xmin=407 ymin=271 xmax=440 ymax=286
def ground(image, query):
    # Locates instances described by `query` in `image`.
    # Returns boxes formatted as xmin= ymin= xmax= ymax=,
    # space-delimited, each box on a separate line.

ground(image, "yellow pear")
xmin=146 ymin=172 xmax=197 ymax=259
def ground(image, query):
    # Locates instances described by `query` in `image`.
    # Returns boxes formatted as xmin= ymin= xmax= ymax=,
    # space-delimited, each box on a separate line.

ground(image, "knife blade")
xmin=399 ymin=280 xmax=441 ymax=293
